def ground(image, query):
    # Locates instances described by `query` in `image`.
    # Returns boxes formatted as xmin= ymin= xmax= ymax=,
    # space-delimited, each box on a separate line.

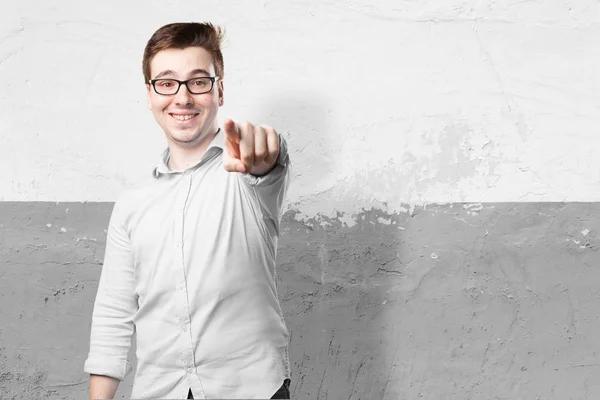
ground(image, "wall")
xmin=1 ymin=1 xmax=599 ymax=399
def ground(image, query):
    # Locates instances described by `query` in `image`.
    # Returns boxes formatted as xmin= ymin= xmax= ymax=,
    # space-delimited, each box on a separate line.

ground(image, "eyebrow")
xmin=153 ymin=68 xmax=212 ymax=80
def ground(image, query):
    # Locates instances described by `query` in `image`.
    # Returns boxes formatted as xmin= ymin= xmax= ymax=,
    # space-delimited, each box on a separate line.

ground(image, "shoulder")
xmin=110 ymin=176 xmax=160 ymax=222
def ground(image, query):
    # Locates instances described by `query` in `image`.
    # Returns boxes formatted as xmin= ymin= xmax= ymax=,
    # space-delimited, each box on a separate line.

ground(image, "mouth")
xmin=169 ymin=113 xmax=199 ymax=122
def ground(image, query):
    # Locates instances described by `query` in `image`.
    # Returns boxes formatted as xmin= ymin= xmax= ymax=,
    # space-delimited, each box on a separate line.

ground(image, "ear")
xmin=146 ymin=83 xmax=152 ymax=110
xmin=218 ymin=79 xmax=224 ymax=107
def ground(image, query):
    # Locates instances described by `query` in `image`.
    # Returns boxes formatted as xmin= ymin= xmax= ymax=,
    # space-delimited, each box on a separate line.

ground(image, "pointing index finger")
xmin=223 ymin=118 xmax=240 ymax=142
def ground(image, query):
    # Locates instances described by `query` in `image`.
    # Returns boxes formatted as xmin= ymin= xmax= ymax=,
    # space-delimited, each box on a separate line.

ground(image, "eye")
xmin=191 ymin=79 xmax=208 ymax=87
xmin=157 ymin=80 xmax=175 ymax=87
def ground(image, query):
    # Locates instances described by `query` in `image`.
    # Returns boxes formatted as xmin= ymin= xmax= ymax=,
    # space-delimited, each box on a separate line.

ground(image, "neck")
xmin=167 ymin=129 xmax=219 ymax=171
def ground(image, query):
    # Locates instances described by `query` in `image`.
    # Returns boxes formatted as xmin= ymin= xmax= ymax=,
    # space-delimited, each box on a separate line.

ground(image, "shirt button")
xmin=183 ymin=325 xmax=188 ymax=332
xmin=187 ymin=366 xmax=193 ymax=374
xmin=178 ymin=283 xmax=184 ymax=291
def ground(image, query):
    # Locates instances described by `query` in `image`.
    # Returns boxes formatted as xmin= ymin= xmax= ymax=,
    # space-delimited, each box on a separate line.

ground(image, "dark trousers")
xmin=187 ymin=379 xmax=291 ymax=399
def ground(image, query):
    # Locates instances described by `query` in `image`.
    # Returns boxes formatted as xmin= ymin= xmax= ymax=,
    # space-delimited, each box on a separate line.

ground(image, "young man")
xmin=84 ymin=22 xmax=292 ymax=399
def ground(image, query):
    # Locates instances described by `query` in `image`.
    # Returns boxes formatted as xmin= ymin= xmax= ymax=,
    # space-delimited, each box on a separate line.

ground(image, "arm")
xmin=222 ymin=119 xmax=292 ymax=224
xmin=242 ymin=133 xmax=291 ymax=224
xmin=84 ymin=199 xmax=138 ymax=399
xmin=89 ymin=374 xmax=120 ymax=400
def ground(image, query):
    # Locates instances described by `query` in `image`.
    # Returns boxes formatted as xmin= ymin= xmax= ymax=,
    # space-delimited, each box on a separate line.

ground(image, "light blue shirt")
xmin=84 ymin=129 xmax=292 ymax=399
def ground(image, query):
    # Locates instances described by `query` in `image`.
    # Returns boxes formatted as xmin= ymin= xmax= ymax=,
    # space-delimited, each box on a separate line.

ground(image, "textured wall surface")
xmin=1 ymin=0 xmax=600 ymax=399
xmin=2 ymin=203 xmax=600 ymax=399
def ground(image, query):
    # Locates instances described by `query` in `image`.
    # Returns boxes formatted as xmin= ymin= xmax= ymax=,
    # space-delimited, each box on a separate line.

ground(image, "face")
xmin=146 ymin=47 xmax=224 ymax=148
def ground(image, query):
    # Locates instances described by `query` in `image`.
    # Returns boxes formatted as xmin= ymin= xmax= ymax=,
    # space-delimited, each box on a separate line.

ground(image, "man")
xmin=84 ymin=22 xmax=292 ymax=399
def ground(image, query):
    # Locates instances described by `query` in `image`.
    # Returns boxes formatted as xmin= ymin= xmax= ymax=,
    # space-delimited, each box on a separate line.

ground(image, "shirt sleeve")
xmin=84 ymin=198 xmax=137 ymax=380
xmin=240 ymin=133 xmax=292 ymax=228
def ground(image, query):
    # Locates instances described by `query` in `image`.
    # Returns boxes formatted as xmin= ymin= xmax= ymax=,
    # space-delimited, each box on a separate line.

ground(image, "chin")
xmin=169 ymin=130 xmax=203 ymax=145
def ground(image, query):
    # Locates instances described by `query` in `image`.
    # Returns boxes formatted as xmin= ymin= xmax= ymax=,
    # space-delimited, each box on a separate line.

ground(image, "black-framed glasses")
xmin=149 ymin=76 xmax=220 ymax=95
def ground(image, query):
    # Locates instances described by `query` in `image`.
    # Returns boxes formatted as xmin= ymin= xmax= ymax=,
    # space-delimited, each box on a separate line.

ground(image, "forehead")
xmin=150 ymin=47 xmax=215 ymax=77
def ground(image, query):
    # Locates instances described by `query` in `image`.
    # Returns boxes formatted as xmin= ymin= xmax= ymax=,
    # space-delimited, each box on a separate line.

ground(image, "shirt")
xmin=84 ymin=129 xmax=292 ymax=399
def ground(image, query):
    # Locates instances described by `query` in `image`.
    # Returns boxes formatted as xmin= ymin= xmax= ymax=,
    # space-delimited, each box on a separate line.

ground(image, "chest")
xmin=124 ymin=169 xmax=265 ymax=294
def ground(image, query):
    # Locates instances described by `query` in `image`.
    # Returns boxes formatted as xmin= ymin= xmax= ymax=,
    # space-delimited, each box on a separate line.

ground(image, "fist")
xmin=223 ymin=119 xmax=280 ymax=175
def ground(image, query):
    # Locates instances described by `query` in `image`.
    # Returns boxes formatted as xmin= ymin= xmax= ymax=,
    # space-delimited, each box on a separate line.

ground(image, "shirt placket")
xmin=175 ymin=168 xmax=207 ymax=398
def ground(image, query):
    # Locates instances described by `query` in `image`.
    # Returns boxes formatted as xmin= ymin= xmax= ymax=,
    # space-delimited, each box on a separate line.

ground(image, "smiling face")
xmin=146 ymin=46 xmax=224 ymax=148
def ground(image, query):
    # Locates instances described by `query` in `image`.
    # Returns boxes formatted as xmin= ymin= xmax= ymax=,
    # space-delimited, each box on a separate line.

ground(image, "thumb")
xmin=223 ymin=142 xmax=246 ymax=173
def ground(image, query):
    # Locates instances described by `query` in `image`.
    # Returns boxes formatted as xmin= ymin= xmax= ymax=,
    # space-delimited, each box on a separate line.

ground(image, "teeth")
xmin=172 ymin=114 xmax=195 ymax=121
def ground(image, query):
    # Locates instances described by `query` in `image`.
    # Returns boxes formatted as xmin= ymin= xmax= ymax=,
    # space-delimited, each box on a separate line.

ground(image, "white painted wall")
xmin=1 ymin=0 xmax=599 ymax=216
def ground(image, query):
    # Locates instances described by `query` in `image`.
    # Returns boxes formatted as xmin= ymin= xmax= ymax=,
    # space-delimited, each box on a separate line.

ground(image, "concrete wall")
xmin=1 ymin=1 xmax=599 ymax=399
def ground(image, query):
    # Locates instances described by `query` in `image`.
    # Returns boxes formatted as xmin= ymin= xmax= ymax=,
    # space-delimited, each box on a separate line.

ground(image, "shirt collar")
xmin=153 ymin=128 xmax=224 ymax=178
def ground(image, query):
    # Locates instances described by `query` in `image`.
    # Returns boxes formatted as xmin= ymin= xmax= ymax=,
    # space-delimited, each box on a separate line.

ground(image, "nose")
xmin=174 ymin=83 xmax=194 ymax=106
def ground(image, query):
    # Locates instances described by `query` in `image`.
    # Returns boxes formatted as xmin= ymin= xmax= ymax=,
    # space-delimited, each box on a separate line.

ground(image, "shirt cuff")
xmin=84 ymin=354 xmax=133 ymax=381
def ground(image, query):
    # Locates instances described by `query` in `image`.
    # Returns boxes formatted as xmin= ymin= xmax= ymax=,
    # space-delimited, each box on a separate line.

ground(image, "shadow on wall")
xmin=251 ymin=91 xmax=401 ymax=398
xmin=250 ymin=91 xmax=339 ymax=198
xmin=277 ymin=207 xmax=402 ymax=400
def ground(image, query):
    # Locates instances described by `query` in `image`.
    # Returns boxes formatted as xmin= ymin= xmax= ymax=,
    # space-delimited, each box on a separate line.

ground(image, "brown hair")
xmin=142 ymin=22 xmax=225 ymax=83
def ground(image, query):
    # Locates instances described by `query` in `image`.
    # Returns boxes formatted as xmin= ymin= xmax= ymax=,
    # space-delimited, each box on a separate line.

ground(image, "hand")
xmin=223 ymin=118 xmax=280 ymax=175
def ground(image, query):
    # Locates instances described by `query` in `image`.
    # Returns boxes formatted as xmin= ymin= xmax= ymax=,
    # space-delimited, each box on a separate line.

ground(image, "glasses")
xmin=149 ymin=76 xmax=220 ymax=95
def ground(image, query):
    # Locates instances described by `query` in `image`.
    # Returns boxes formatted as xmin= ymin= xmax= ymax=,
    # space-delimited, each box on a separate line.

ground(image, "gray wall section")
xmin=1 ymin=202 xmax=599 ymax=399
